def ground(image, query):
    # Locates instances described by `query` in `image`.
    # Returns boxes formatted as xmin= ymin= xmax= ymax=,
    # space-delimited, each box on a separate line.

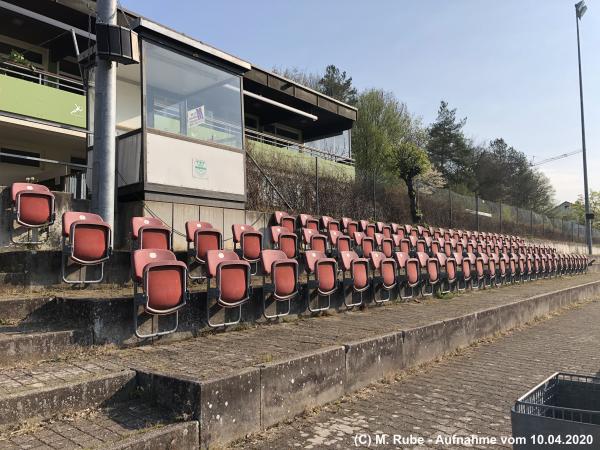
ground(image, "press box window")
xmin=144 ymin=42 xmax=243 ymax=150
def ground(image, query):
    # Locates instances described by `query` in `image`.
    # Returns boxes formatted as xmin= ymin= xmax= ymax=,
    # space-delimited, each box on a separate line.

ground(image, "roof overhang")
xmin=243 ymin=67 xmax=356 ymax=140
xmin=245 ymin=66 xmax=357 ymax=121
xmin=132 ymin=17 xmax=251 ymax=72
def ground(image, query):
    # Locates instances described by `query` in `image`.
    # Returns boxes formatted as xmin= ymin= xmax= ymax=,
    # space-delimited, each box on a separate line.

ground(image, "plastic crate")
xmin=511 ymin=372 xmax=600 ymax=449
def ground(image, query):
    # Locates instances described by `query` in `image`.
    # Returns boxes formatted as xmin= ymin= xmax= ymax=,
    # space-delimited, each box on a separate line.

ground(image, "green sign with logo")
xmin=193 ymin=158 xmax=208 ymax=180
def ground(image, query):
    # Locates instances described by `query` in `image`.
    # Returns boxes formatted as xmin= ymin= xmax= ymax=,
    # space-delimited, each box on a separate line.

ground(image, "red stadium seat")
xmin=321 ymin=216 xmax=340 ymax=232
xmin=359 ymin=235 xmax=375 ymax=259
xmin=61 ymin=212 xmax=112 ymax=284
xmin=381 ymin=237 xmax=394 ymax=258
xmin=131 ymin=217 xmax=172 ymax=250
xmin=185 ymin=221 xmax=222 ymax=280
xmin=400 ymin=238 xmax=412 ymax=254
xmin=329 ymin=230 xmax=351 ymax=253
xmin=353 ymin=231 xmax=366 ymax=246
xmin=232 ymin=224 xmax=262 ymax=274
xmin=394 ymin=251 xmax=419 ymax=299
xmin=345 ymin=220 xmax=359 ymax=240
xmin=300 ymin=214 xmax=319 ymax=230
xmin=370 ymin=251 xmax=396 ymax=303
xmin=454 ymin=252 xmax=472 ymax=291
xmin=339 ymin=250 xmax=370 ymax=307
xmin=271 ymin=226 xmax=298 ymax=259
xmin=365 ymin=223 xmax=376 ymax=238
xmin=132 ymin=249 xmax=188 ymax=338
xmin=274 ymin=211 xmax=296 ymax=232
xmin=205 ymin=250 xmax=251 ymax=327
xmin=415 ymin=251 xmax=439 ymax=296
xmin=305 ymin=250 xmax=338 ymax=312
xmin=260 ymin=250 xmax=299 ymax=318
xmin=302 ymin=228 xmax=327 ymax=252
xmin=10 ymin=182 xmax=56 ymax=244
xmin=436 ymin=253 xmax=457 ymax=293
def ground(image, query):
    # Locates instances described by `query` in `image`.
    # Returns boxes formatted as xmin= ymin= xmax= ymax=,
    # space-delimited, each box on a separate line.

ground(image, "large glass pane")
xmin=117 ymin=63 xmax=141 ymax=134
xmin=305 ymin=129 xmax=351 ymax=159
xmin=144 ymin=41 xmax=243 ymax=149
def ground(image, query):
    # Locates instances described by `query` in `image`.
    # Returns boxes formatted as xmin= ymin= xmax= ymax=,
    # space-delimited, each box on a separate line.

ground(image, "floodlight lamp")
xmin=576 ymin=1 xmax=587 ymax=19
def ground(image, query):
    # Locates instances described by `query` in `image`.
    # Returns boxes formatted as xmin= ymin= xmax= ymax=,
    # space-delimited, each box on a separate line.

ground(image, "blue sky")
xmin=122 ymin=0 xmax=600 ymax=204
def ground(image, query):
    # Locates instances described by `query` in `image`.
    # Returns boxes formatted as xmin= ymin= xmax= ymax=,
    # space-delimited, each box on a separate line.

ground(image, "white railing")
xmin=0 ymin=61 xmax=85 ymax=94
xmin=244 ymin=128 xmax=354 ymax=165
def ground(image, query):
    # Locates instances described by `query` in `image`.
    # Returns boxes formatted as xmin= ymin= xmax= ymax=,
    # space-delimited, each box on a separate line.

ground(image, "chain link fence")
xmin=246 ymin=142 xmax=597 ymax=243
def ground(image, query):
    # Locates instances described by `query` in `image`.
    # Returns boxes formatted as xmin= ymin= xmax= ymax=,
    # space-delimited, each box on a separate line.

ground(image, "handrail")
xmin=0 ymin=61 xmax=85 ymax=93
xmin=0 ymin=151 xmax=88 ymax=169
xmin=245 ymin=149 xmax=292 ymax=210
xmin=245 ymin=128 xmax=354 ymax=165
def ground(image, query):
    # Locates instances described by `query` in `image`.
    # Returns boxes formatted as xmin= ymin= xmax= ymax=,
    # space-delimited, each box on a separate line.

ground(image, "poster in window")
xmin=187 ymin=105 xmax=205 ymax=128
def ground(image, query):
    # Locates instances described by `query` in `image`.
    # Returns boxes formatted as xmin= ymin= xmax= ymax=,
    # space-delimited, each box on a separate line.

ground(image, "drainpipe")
xmin=91 ymin=0 xmax=117 ymax=229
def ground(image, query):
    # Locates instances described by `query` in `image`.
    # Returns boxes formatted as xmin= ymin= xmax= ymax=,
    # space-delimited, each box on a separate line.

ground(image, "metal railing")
xmin=0 ymin=151 xmax=87 ymax=199
xmin=245 ymin=128 xmax=354 ymax=165
xmin=0 ymin=60 xmax=85 ymax=94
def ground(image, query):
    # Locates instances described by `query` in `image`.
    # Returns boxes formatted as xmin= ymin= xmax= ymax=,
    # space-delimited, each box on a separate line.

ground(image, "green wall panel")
xmin=0 ymin=74 xmax=86 ymax=128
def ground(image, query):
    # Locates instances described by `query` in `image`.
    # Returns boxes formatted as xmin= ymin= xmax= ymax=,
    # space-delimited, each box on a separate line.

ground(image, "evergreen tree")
xmin=318 ymin=65 xmax=358 ymax=105
xmin=427 ymin=101 xmax=474 ymax=191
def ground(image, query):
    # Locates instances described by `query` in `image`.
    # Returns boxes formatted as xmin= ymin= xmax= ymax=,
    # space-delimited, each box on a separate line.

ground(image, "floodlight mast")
xmin=575 ymin=0 xmax=592 ymax=255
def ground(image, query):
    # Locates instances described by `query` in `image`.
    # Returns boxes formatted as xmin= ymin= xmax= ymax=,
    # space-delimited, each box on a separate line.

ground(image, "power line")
xmin=530 ymin=150 xmax=582 ymax=167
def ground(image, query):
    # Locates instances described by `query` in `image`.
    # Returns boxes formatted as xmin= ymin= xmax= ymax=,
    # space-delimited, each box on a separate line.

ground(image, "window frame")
xmin=140 ymin=37 xmax=245 ymax=152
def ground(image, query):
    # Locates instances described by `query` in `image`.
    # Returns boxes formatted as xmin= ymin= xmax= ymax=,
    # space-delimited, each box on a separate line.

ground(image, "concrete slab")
xmin=260 ymin=346 xmax=346 ymax=429
xmin=344 ymin=332 xmax=402 ymax=392
xmin=0 ymin=369 xmax=136 ymax=424
xmin=199 ymin=368 xmax=261 ymax=449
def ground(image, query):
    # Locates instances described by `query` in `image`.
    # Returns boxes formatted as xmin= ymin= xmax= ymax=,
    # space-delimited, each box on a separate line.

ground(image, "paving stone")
xmin=0 ymin=399 xmax=177 ymax=449
xmin=229 ymin=297 xmax=600 ymax=449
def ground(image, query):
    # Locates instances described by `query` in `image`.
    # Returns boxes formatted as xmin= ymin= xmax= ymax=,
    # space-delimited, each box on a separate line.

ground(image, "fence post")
xmin=448 ymin=189 xmax=452 ymax=228
xmin=372 ymin=170 xmax=376 ymax=220
xmin=499 ymin=202 xmax=503 ymax=234
xmin=475 ymin=195 xmax=480 ymax=232
xmin=542 ymin=215 xmax=544 ymax=238
xmin=530 ymin=210 xmax=533 ymax=237
xmin=315 ymin=157 xmax=319 ymax=215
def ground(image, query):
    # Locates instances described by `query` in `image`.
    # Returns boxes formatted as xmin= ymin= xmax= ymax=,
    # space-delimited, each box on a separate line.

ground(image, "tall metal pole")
xmin=372 ymin=170 xmax=376 ymax=220
xmin=575 ymin=4 xmax=593 ymax=255
xmin=91 ymin=0 xmax=117 ymax=229
xmin=315 ymin=157 xmax=319 ymax=215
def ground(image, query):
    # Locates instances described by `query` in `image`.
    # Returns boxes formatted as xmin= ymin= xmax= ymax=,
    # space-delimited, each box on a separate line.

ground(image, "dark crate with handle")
xmin=511 ymin=372 xmax=600 ymax=449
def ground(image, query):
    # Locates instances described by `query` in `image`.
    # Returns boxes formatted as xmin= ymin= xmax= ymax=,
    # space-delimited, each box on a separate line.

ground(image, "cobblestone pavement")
xmin=108 ymin=274 xmax=599 ymax=380
xmin=0 ymin=399 xmax=175 ymax=449
xmin=0 ymin=360 xmax=126 ymax=396
xmin=229 ymin=298 xmax=600 ymax=450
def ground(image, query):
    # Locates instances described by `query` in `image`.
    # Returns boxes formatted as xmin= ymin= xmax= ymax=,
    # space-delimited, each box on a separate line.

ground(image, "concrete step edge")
xmin=103 ymin=421 xmax=199 ymax=450
xmin=0 ymin=369 xmax=136 ymax=425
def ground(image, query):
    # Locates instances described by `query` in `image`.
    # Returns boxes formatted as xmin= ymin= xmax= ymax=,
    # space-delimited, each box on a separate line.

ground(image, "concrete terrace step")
xmin=0 ymin=361 xmax=133 ymax=424
xmin=106 ymin=273 xmax=600 ymax=381
xmin=0 ymin=400 xmax=198 ymax=450
xmin=0 ymin=328 xmax=90 ymax=365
